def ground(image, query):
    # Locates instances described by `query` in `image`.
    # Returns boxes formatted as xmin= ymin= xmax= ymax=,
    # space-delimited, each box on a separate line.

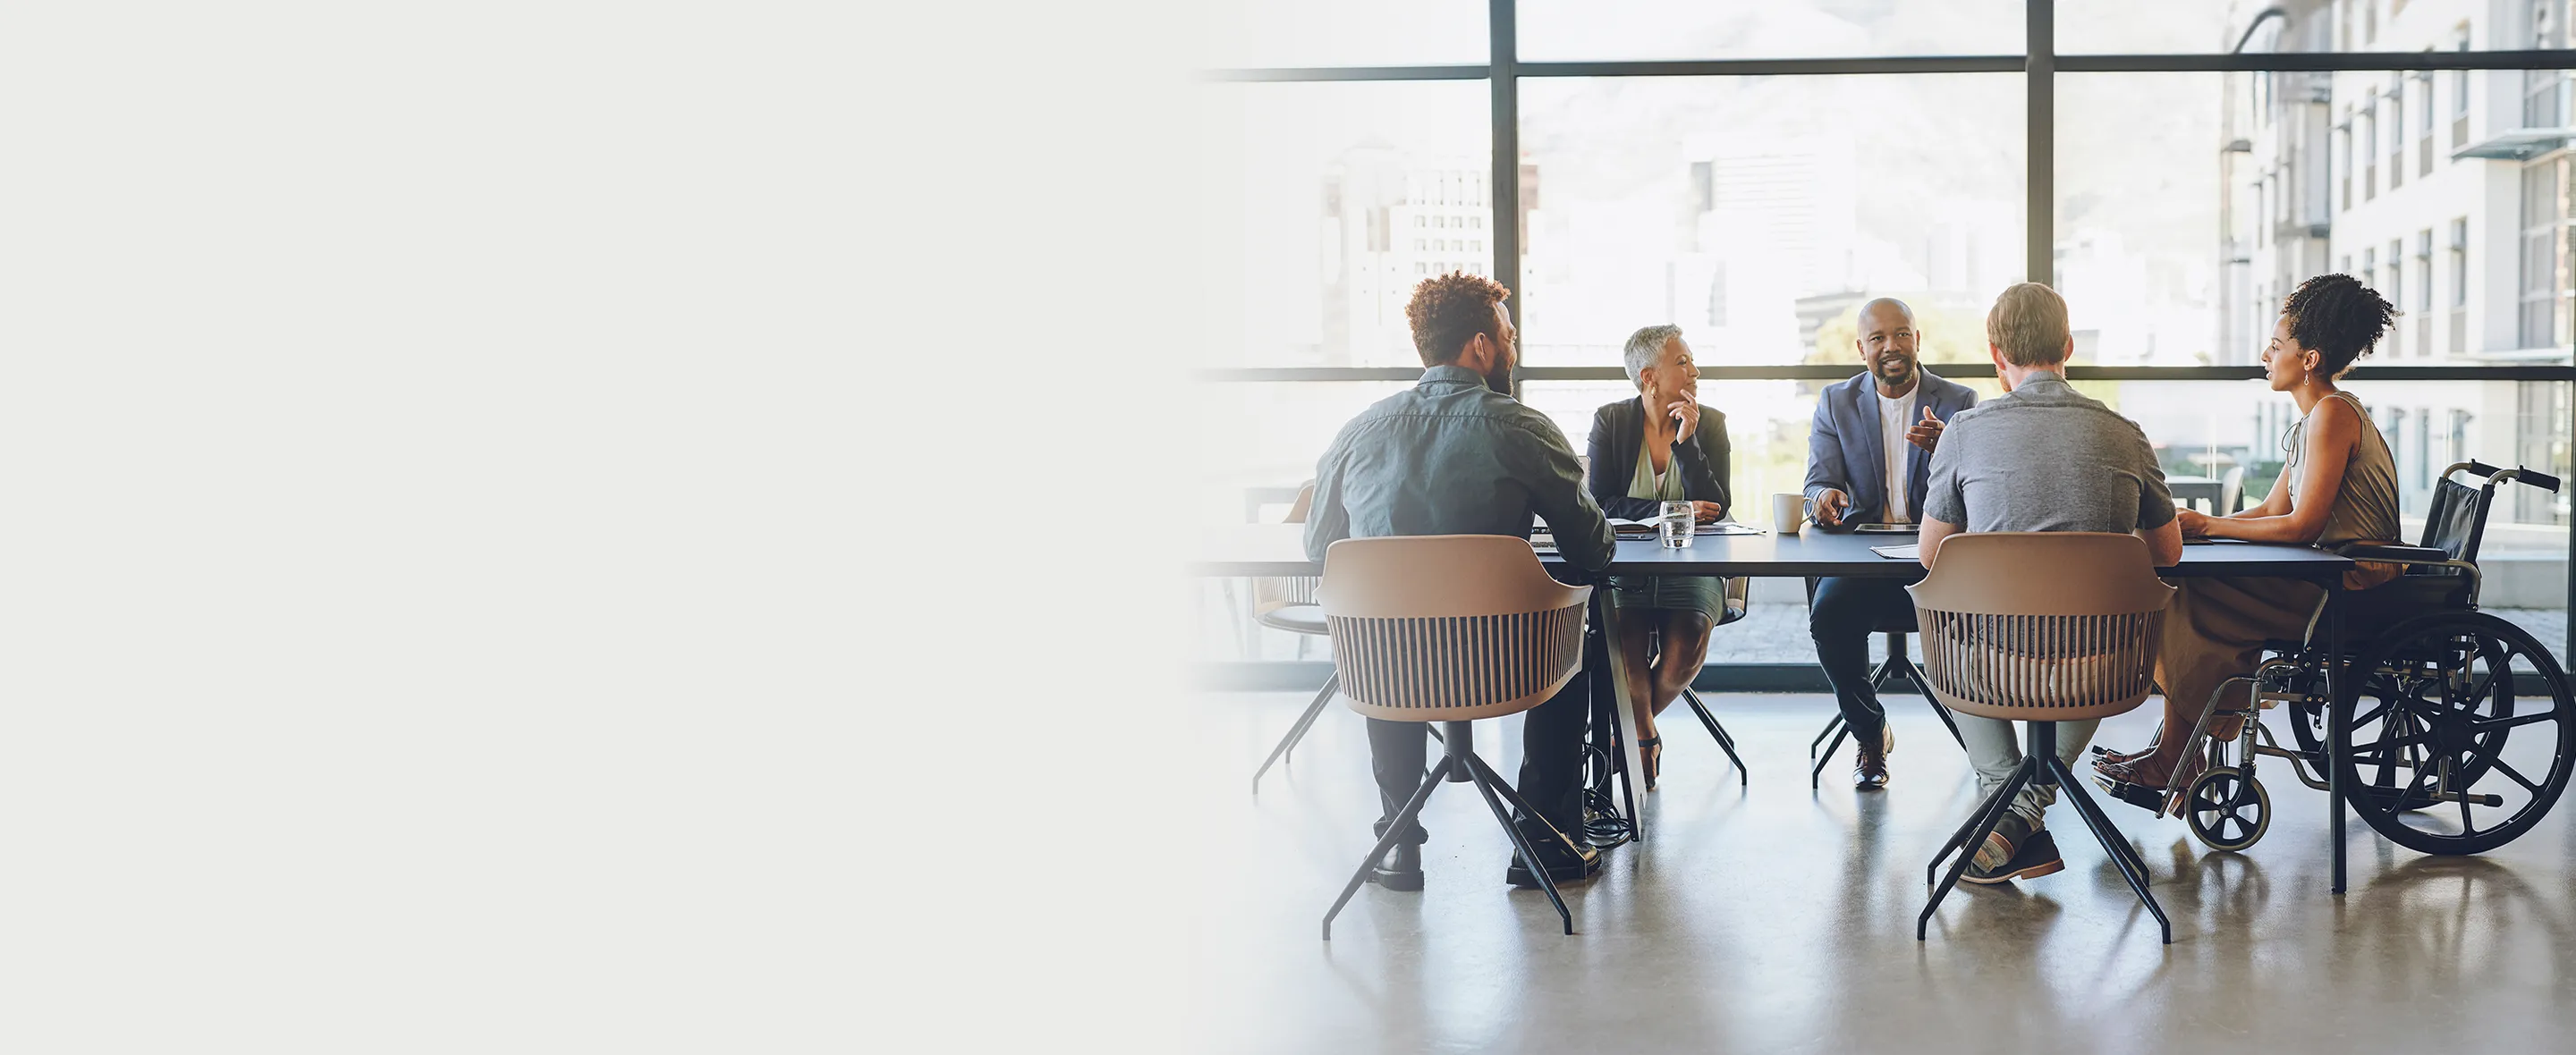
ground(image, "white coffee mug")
xmin=1773 ymin=493 xmax=1809 ymax=535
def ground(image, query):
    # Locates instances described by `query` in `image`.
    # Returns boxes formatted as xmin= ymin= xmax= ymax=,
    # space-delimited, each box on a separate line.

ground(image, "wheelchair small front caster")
xmin=2182 ymin=766 xmax=2270 ymax=852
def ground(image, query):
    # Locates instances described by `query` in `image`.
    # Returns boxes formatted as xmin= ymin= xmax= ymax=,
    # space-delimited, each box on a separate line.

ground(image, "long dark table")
xmin=1193 ymin=524 xmax=2365 ymax=892
xmin=1193 ymin=523 xmax=2357 ymax=579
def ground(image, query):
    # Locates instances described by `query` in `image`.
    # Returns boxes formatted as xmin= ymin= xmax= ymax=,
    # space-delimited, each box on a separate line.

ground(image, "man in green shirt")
xmin=1305 ymin=272 xmax=1618 ymax=891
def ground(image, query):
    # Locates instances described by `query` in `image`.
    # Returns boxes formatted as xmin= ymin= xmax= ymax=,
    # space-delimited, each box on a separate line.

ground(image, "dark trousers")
xmin=1809 ymin=576 xmax=1915 ymax=745
xmin=1363 ymin=671 xmax=1588 ymax=847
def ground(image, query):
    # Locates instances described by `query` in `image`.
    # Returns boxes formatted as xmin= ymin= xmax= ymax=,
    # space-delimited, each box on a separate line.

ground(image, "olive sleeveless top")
xmin=2285 ymin=391 xmax=2402 ymax=587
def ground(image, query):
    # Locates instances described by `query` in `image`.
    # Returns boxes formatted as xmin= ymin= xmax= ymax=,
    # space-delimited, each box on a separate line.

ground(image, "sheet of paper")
xmin=1869 ymin=544 xmax=1920 ymax=560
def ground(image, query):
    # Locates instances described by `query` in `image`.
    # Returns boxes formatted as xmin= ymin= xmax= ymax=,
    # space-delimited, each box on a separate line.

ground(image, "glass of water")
xmin=1658 ymin=500 xmax=1694 ymax=548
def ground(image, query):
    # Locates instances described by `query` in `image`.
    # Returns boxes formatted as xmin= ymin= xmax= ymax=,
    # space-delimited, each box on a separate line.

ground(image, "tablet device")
xmin=1853 ymin=523 xmax=1919 ymax=534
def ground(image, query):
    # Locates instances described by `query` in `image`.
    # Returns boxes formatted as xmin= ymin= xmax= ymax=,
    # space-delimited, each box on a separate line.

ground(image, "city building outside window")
xmin=2417 ymin=406 xmax=2434 ymax=491
xmin=2341 ymin=109 xmax=2355 ymax=209
xmin=2453 ymin=27 xmax=2471 ymax=149
xmin=2387 ymin=238 xmax=2405 ymax=356
xmin=2416 ymin=67 xmax=2436 ymax=177
xmin=2418 ymin=229 xmax=2436 ymax=356
xmin=2363 ymin=93 xmax=2377 ymax=200
xmin=2521 ymin=158 xmax=2567 ymax=349
xmin=2417 ymin=230 xmax=2435 ymax=312
xmin=2452 ymin=215 xmax=2470 ymax=355
xmin=2388 ymin=74 xmax=2405 ymax=190
xmin=2529 ymin=3 xmax=2568 ymax=127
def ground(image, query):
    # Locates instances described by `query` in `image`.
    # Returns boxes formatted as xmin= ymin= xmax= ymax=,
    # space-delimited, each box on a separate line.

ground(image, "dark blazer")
xmin=1585 ymin=399 xmax=1731 ymax=521
xmin=1802 ymin=369 xmax=1978 ymax=525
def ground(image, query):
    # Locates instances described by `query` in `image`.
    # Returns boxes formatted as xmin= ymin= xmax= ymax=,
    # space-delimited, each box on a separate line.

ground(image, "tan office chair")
xmin=1909 ymin=532 xmax=2177 ymax=944
xmin=1316 ymin=535 xmax=1592 ymax=940
xmin=1249 ymin=484 xmax=1336 ymax=793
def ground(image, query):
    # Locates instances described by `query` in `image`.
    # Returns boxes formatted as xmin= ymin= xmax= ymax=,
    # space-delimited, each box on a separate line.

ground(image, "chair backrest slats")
xmin=1320 ymin=536 xmax=1596 ymax=722
xmin=1254 ymin=482 xmax=1323 ymax=614
xmin=1907 ymin=533 xmax=2176 ymax=722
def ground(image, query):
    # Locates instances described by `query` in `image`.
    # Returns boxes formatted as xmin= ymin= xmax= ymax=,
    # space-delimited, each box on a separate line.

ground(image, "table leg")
xmin=1598 ymin=595 xmax=1648 ymax=844
xmin=2326 ymin=574 xmax=2346 ymax=895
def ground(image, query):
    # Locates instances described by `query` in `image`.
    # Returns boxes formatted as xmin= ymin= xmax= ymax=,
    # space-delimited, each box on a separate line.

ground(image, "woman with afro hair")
xmin=2094 ymin=273 xmax=2403 ymax=806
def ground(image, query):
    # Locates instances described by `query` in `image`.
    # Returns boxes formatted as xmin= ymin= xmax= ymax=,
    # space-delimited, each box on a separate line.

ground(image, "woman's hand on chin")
xmin=1664 ymin=397 xmax=1699 ymax=443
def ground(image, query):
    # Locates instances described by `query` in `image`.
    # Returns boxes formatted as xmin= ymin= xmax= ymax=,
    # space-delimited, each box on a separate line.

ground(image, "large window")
xmin=1517 ymin=74 xmax=2023 ymax=367
xmin=1197 ymin=81 xmax=1490 ymax=367
xmin=1196 ymin=0 xmax=2576 ymax=672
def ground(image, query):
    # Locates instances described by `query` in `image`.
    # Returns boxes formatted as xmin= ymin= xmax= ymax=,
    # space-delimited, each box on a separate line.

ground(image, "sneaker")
xmin=1969 ymin=812 xmax=2032 ymax=874
xmin=1965 ymin=823 xmax=2063 ymax=885
xmin=1883 ymin=722 xmax=1896 ymax=755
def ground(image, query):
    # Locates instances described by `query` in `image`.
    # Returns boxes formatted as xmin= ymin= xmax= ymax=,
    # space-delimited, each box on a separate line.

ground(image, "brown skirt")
xmin=2157 ymin=576 xmax=2327 ymax=723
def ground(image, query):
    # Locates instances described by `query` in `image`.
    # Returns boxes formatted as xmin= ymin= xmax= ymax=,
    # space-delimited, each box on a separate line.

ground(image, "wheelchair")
xmin=2097 ymin=460 xmax=2576 ymax=858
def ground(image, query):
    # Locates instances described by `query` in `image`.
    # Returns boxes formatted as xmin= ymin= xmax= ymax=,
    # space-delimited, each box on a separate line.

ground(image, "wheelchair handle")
xmin=2446 ymin=460 xmax=2562 ymax=493
xmin=2509 ymin=465 xmax=2563 ymax=494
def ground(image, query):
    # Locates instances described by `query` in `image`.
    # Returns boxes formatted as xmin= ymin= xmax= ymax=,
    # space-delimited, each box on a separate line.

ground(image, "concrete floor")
xmin=1193 ymin=691 xmax=2576 ymax=1054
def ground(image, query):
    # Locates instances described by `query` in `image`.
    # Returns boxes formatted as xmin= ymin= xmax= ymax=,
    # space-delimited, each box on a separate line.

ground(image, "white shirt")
xmin=1877 ymin=386 xmax=1914 ymax=524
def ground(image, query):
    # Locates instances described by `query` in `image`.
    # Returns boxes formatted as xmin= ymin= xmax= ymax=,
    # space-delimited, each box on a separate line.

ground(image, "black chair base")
xmin=1251 ymin=673 xmax=1443 ymax=794
xmin=1918 ymin=721 xmax=2171 ymax=944
xmin=1322 ymin=721 xmax=1582 ymax=940
xmin=1809 ymin=637 xmax=1967 ymax=789
xmin=1679 ymin=688 xmax=1748 ymax=786
xmin=1252 ymin=673 xmax=1339 ymax=793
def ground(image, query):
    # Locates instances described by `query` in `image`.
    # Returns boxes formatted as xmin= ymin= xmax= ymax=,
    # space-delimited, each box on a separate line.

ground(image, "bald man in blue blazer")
xmin=1803 ymin=297 xmax=1977 ymax=789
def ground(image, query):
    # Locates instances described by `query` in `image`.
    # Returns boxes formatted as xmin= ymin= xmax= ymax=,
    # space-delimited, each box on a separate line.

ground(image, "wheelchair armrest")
xmin=2335 ymin=544 xmax=2451 ymax=564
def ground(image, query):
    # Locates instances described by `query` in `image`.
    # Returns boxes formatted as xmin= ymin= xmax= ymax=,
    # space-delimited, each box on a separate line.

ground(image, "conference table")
xmin=1191 ymin=524 xmax=2368 ymax=893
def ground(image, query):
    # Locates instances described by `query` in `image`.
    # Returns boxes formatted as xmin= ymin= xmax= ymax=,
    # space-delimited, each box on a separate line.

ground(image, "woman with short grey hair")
xmin=1585 ymin=325 xmax=1732 ymax=789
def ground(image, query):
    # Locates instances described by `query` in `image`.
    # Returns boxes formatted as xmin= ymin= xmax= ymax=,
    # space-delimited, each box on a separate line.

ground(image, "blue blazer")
xmin=1803 ymin=370 xmax=1979 ymax=526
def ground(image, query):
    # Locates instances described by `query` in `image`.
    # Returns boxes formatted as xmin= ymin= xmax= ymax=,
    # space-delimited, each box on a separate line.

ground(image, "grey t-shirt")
xmin=1921 ymin=372 xmax=2175 ymax=535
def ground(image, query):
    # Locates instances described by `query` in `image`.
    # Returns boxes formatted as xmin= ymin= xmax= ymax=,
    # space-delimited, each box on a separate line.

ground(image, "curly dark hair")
xmin=2280 ymin=273 xmax=2396 ymax=376
xmin=1404 ymin=271 xmax=1511 ymax=367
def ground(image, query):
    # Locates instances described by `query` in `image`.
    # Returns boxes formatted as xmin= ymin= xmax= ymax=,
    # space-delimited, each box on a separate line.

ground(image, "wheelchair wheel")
xmin=2182 ymin=766 xmax=2268 ymax=852
xmin=2334 ymin=612 xmax=2576 ymax=856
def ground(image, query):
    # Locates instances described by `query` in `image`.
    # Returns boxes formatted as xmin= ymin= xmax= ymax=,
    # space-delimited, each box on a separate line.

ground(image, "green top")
xmin=1629 ymin=428 xmax=1690 ymax=502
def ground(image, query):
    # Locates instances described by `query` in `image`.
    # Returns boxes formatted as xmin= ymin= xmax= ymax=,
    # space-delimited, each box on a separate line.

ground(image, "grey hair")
xmin=1622 ymin=325 xmax=1684 ymax=387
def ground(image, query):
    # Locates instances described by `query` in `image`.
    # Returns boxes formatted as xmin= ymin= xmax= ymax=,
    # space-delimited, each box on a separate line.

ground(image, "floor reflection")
xmin=1198 ymin=691 xmax=2576 ymax=1054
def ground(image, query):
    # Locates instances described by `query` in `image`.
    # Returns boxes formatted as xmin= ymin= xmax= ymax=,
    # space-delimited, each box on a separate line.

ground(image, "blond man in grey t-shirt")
xmin=1916 ymin=283 xmax=2184 ymax=885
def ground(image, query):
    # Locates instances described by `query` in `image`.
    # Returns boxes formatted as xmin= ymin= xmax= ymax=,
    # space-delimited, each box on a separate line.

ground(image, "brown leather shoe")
xmin=1853 ymin=738 xmax=1889 ymax=789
